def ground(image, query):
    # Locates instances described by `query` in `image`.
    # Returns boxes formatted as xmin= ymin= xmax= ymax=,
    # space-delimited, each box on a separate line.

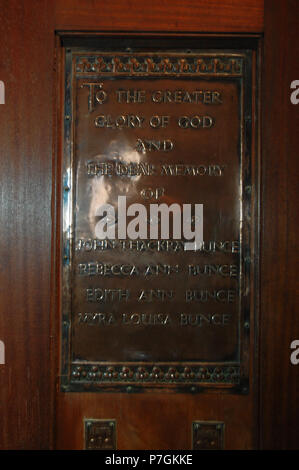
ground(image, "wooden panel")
xmin=54 ymin=36 xmax=260 ymax=450
xmin=4 ymin=0 xmax=299 ymax=451
xmin=0 ymin=0 xmax=264 ymax=451
xmin=260 ymin=0 xmax=299 ymax=449
xmin=56 ymin=393 xmax=255 ymax=449
xmin=0 ymin=0 xmax=54 ymax=449
xmin=55 ymin=0 xmax=264 ymax=33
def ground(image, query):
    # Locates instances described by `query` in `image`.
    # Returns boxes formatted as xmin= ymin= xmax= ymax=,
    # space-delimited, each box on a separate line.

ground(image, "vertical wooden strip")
xmin=260 ymin=0 xmax=299 ymax=449
xmin=0 ymin=0 xmax=54 ymax=449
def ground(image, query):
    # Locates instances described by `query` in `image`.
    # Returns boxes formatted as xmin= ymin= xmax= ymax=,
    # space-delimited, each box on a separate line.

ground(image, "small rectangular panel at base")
xmin=84 ymin=419 xmax=116 ymax=450
xmin=192 ymin=421 xmax=224 ymax=450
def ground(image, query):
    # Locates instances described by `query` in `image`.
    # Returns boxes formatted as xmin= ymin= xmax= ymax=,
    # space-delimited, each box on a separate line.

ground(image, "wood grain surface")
xmin=0 ymin=0 xmax=55 ymax=449
xmin=260 ymin=0 xmax=299 ymax=449
xmin=55 ymin=0 xmax=264 ymax=33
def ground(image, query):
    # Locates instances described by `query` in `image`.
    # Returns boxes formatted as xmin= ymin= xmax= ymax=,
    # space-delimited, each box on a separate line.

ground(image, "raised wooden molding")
xmin=55 ymin=0 xmax=264 ymax=32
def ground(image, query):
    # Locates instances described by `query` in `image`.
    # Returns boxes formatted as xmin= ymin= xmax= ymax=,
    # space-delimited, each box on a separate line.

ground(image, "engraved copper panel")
xmin=60 ymin=47 xmax=255 ymax=392
xmin=192 ymin=421 xmax=224 ymax=450
xmin=84 ymin=419 xmax=116 ymax=450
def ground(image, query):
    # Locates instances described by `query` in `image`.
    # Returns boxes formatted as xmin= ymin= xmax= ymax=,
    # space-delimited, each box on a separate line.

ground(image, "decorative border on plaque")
xmin=75 ymin=53 xmax=244 ymax=77
xmin=71 ymin=364 xmax=241 ymax=385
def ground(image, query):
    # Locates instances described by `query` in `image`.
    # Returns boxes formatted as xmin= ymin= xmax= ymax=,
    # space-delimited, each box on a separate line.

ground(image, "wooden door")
xmin=0 ymin=0 xmax=298 ymax=450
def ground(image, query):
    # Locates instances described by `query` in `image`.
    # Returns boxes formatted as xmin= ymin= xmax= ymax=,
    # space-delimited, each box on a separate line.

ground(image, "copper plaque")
xmin=61 ymin=46 xmax=256 ymax=392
